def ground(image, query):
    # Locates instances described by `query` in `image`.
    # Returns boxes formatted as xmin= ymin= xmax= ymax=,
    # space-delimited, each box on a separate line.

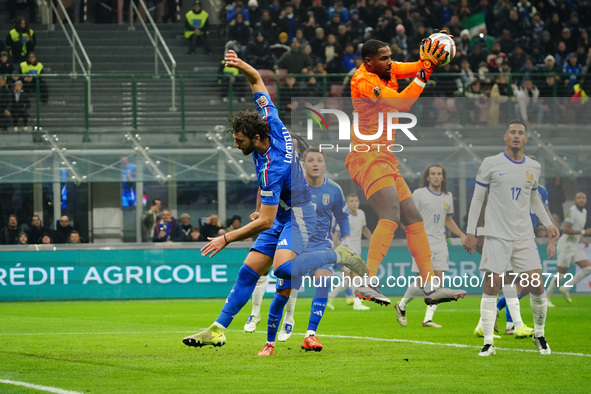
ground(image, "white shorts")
xmin=412 ymin=247 xmax=449 ymax=272
xmin=557 ymin=238 xmax=589 ymax=268
xmin=480 ymin=237 xmax=541 ymax=275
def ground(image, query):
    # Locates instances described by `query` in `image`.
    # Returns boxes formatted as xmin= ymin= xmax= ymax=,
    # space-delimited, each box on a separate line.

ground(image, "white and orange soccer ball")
xmin=428 ymin=32 xmax=456 ymax=66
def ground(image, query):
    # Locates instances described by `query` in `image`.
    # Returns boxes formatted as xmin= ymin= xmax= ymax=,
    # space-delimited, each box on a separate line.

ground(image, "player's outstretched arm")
xmin=224 ymin=49 xmax=268 ymax=95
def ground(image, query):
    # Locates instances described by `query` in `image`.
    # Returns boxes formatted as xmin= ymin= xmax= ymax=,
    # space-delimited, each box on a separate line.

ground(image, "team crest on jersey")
xmin=322 ymin=193 xmax=330 ymax=205
xmin=277 ymin=279 xmax=284 ymax=286
xmin=256 ymin=95 xmax=269 ymax=108
xmin=526 ymin=170 xmax=534 ymax=181
xmin=372 ymin=86 xmax=382 ymax=97
xmin=443 ymin=201 xmax=449 ymax=210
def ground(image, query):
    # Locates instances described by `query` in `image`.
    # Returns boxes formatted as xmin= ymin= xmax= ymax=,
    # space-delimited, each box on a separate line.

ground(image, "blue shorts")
xmin=251 ymin=203 xmax=316 ymax=259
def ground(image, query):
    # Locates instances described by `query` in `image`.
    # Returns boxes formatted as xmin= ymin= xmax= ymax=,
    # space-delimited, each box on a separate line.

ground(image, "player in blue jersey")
xmin=183 ymin=50 xmax=367 ymax=350
xmin=262 ymin=147 xmax=351 ymax=354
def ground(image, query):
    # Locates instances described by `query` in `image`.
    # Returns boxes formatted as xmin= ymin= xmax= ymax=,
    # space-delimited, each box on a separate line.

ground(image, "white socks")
xmin=283 ymin=288 xmax=298 ymax=324
xmin=250 ymin=275 xmax=268 ymax=317
xmin=480 ymin=297 xmax=498 ymax=345
xmin=545 ymin=272 xmax=565 ymax=296
xmin=503 ymin=284 xmax=523 ymax=330
xmin=530 ymin=293 xmax=548 ymax=337
xmin=424 ymin=304 xmax=438 ymax=322
xmin=570 ymin=266 xmax=591 ymax=287
xmin=400 ymin=281 xmax=422 ymax=310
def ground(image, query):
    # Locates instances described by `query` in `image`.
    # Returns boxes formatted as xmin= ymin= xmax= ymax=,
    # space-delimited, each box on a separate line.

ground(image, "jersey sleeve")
xmin=391 ymin=60 xmax=422 ymax=79
xmin=564 ymin=206 xmax=574 ymax=225
xmin=475 ymin=157 xmax=492 ymax=187
xmin=446 ymin=193 xmax=454 ymax=216
xmin=331 ymin=184 xmax=350 ymax=237
xmin=538 ymin=185 xmax=549 ymax=207
xmin=253 ymin=92 xmax=286 ymax=142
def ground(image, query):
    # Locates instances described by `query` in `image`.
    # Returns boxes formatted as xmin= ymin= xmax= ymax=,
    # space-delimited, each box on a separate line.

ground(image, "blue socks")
xmin=267 ymin=292 xmax=290 ymax=343
xmin=274 ymin=251 xmax=338 ymax=280
xmin=216 ymin=265 xmax=260 ymax=328
xmin=345 ymin=287 xmax=353 ymax=298
xmin=308 ymin=277 xmax=330 ymax=332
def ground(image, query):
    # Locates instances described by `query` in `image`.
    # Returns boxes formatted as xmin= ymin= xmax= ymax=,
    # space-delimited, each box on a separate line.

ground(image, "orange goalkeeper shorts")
xmin=345 ymin=151 xmax=412 ymax=201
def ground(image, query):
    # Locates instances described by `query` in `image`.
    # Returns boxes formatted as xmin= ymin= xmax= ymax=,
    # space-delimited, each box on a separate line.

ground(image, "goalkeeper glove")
xmin=414 ymin=62 xmax=435 ymax=85
xmin=419 ymin=38 xmax=448 ymax=69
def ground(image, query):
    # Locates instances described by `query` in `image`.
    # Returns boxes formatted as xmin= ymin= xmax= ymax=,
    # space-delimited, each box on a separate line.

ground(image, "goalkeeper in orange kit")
xmin=347 ymin=36 xmax=467 ymax=306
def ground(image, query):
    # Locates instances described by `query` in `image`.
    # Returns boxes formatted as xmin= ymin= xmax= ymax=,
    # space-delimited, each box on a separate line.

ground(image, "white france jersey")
xmin=476 ymin=152 xmax=541 ymax=240
xmin=560 ymin=205 xmax=587 ymax=243
xmin=334 ymin=208 xmax=366 ymax=256
xmin=413 ymin=187 xmax=454 ymax=250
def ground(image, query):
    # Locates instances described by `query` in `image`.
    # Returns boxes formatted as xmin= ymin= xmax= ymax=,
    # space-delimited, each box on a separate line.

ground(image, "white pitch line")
xmin=1 ymin=330 xmax=589 ymax=357
xmin=0 ymin=379 xmax=83 ymax=394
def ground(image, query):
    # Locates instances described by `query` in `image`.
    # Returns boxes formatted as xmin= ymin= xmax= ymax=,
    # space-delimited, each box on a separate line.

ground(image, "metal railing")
xmin=48 ymin=0 xmax=93 ymax=119
xmin=129 ymin=0 xmax=178 ymax=112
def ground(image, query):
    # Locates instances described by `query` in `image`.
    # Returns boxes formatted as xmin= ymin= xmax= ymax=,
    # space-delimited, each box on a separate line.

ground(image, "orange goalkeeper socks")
xmin=367 ymin=219 xmax=398 ymax=277
xmin=405 ymin=221 xmax=434 ymax=283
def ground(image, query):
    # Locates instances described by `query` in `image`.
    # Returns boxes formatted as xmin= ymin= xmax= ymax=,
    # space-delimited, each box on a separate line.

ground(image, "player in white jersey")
xmin=464 ymin=120 xmax=559 ymax=356
xmin=546 ymin=192 xmax=591 ymax=305
xmin=395 ymin=164 xmax=466 ymax=328
xmin=328 ymin=194 xmax=373 ymax=311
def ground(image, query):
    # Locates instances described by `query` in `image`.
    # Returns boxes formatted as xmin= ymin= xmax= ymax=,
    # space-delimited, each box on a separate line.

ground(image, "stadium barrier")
xmin=1 ymin=243 xmax=588 ymax=301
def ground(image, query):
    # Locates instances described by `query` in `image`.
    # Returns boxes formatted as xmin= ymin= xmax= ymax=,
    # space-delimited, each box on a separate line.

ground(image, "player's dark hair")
xmin=361 ymin=39 xmax=388 ymax=59
xmin=229 ymin=110 xmax=271 ymax=141
xmin=346 ymin=193 xmax=359 ymax=199
xmin=420 ymin=163 xmax=448 ymax=194
xmin=505 ymin=119 xmax=528 ymax=133
xmin=151 ymin=198 xmax=161 ymax=206
xmin=302 ymin=146 xmax=326 ymax=161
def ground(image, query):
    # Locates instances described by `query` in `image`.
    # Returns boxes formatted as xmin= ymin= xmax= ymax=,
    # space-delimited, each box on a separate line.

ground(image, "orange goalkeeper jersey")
xmin=350 ymin=61 xmax=424 ymax=146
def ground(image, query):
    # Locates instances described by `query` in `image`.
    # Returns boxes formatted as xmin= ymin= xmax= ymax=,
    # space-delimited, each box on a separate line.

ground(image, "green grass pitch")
xmin=1 ymin=296 xmax=590 ymax=393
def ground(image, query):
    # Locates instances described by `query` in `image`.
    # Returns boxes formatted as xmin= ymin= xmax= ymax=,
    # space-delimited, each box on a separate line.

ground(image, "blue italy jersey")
xmin=530 ymin=184 xmax=549 ymax=227
xmin=252 ymin=92 xmax=310 ymax=223
xmin=307 ymin=176 xmax=349 ymax=250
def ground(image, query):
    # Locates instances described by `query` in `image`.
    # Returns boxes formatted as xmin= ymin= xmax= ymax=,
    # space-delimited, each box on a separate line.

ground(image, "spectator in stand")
xmin=486 ymin=41 xmax=508 ymax=72
xmin=67 ymin=230 xmax=83 ymax=244
xmin=309 ymin=27 xmax=325 ymax=62
xmin=200 ymin=214 xmax=225 ymax=239
xmin=17 ymin=232 xmax=28 ymax=245
xmin=555 ymin=41 xmax=568 ymax=67
xmin=469 ymin=27 xmax=494 ymax=52
xmin=292 ymin=0 xmax=306 ymax=24
xmin=307 ymin=0 xmax=328 ymax=28
xmin=529 ymin=45 xmax=545 ymax=67
xmin=277 ymin=3 xmax=299 ymax=41
xmin=458 ymin=58 xmax=476 ymax=89
xmin=389 ymin=42 xmax=405 ymax=62
xmin=8 ymin=80 xmax=30 ymax=131
xmin=246 ymin=32 xmax=271 ymax=69
xmin=172 ymin=212 xmax=194 ymax=242
xmin=563 ymin=53 xmax=583 ymax=86
xmin=226 ymin=0 xmax=250 ymax=25
xmin=493 ymin=0 xmax=512 ymax=31
xmin=499 ymin=29 xmax=515 ymax=55
xmin=40 ymin=233 xmax=52 ymax=244
xmin=376 ymin=8 xmax=397 ymax=43
xmin=294 ymin=28 xmax=308 ymax=48
xmin=335 ymin=24 xmax=351 ymax=49
xmin=326 ymin=14 xmax=345 ymax=39
xmin=0 ymin=76 xmax=10 ymax=131
xmin=268 ymin=0 xmax=281 ymax=22
xmin=561 ymin=28 xmax=577 ymax=54
xmin=225 ymin=215 xmax=243 ymax=232
xmin=228 ymin=12 xmax=251 ymax=52
xmin=185 ymin=1 xmax=212 ymax=55
xmin=301 ymin=13 xmax=317 ymax=43
xmin=457 ymin=0 xmax=471 ymax=20
xmin=531 ymin=13 xmax=545 ymax=40
xmin=141 ymin=198 xmax=161 ymax=242
xmin=347 ymin=9 xmax=366 ymax=45
xmin=0 ymin=51 xmax=16 ymax=76
xmin=20 ymin=52 xmax=47 ymax=104
xmin=247 ymin=0 xmax=261 ymax=27
xmin=255 ymin=11 xmax=278 ymax=44
xmin=54 ymin=215 xmax=74 ymax=244
xmin=516 ymin=0 xmax=536 ymax=27
xmin=26 ymin=215 xmax=49 ymax=245
xmin=0 ymin=214 xmax=27 ymax=245
xmin=276 ymin=38 xmax=312 ymax=73
xmin=153 ymin=209 xmax=175 ymax=242
xmin=487 ymin=74 xmax=512 ymax=127
xmin=433 ymin=0 xmax=454 ymax=27
xmin=341 ymin=42 xmax=359 ymax=72
xmin=321 ymin=34 xmax=344 ymax=73
xmin=5 ymin=18 xmax=36 ymax=63
xmin=7 ymin=0 xmax=37 ymax=24
xmin=269 ymin=32 xmax=290 ymax=63
xmin=328 ymin=0 xmax=349 ymax=23
xmin=456 ymin=29 xmax=471 ymax=57
xmin=508 ymin=46 xmax=528 ymax=73
xmin=392 ymin=24 xmax=409 ymax=58
xmin=218 ymin=44 xmax=247 ymax=103
xmin=540 ymin=31 xmax=556 ymax=57
xmin=279 ymin=75 xmax=305 ymax=117
xmin=188 ymin=227 xmax=205 ymax=242
xmin=515 ymin=77 xmax=543 ymax=124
